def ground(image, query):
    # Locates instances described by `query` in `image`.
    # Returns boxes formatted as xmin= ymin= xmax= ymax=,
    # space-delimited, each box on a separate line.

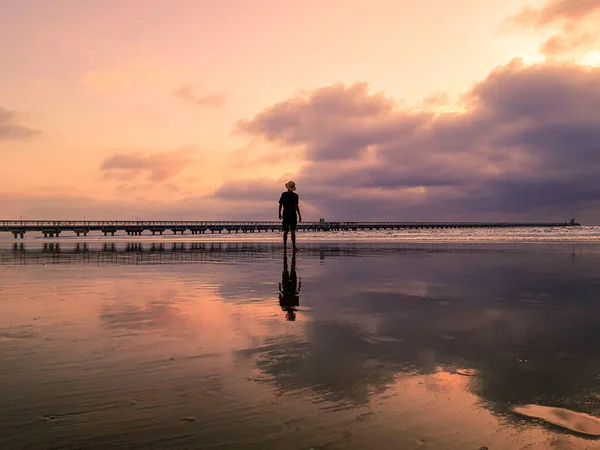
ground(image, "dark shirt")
xmin=279 ymin=191 xmax=299 ymax=220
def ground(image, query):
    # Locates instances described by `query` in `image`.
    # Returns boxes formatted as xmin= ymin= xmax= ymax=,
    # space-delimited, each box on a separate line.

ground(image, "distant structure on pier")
xmin=0 ymin=217 xmax=581 ymax=239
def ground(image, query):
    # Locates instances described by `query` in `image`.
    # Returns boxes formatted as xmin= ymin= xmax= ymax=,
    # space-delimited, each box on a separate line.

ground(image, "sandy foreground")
xmin=1 ymin=242 xmax=600 ymax=449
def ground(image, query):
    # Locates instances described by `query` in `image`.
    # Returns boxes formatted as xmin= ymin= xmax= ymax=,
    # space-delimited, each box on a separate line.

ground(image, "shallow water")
xmin=2 ymin=241 xmax=600 ymax=449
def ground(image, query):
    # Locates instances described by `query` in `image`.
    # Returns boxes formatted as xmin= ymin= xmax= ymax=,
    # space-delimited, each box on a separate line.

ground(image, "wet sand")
xmin=2 ymin=242 xmax=600 ymax=449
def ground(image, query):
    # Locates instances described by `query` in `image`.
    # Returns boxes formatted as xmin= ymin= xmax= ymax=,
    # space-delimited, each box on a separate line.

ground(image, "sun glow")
xmin=580 ymin=52 xmax=600 ymax=67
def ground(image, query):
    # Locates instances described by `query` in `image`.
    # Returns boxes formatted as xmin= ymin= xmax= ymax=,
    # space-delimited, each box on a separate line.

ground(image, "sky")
xmin=2 ymin=0 xmax=600 ymax=222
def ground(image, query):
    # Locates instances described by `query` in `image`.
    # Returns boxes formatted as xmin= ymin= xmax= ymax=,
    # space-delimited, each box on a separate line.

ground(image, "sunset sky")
xmin=2 ymin=0 xmax=600 ymax=222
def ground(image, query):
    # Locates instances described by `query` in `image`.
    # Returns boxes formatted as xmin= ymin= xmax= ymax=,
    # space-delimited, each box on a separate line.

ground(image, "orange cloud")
xmin=510 ymin=0 xmax=600 ymax=57
xmin=512 ymin=0 xmax=600 ymax=27
xmin=100 ymin=147 xmax=196 ymax=182
xmin=174 ymin=84 xmax=226 ymax=107
xmin=0 ymin=107 xmax=39 ymax=141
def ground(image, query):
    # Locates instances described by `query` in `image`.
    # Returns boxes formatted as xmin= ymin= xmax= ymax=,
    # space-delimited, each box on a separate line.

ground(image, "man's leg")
xmin=291 ymin=230 xmax=297 ymax=250
xmin=283 ymin=229 xmax=288 ymax=248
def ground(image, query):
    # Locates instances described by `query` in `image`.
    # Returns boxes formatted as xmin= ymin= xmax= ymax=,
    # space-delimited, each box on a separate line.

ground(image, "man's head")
xmin=285 ymin=180 xmax=296 ymax=191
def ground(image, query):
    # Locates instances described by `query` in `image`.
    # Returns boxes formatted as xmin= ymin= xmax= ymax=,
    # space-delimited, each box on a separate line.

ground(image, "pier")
xmin=0 ymin=218 xmax=580 ymax=238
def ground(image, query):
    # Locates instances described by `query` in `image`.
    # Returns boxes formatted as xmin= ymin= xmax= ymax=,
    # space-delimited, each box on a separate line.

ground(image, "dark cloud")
xmin=509 ymin=0 xmax=600 ymax=57
xmin=231 ymin=60 xmax=600 ymax=222
xmin=173 ymin=83 xmax=226 ymax=107
xmin=235 ymin=82 xmax=412 ymax=161
xmin=101 ymin=148 xmax=195 ymax=182
xmin=0 ymin=107 xmax=39 ymax=141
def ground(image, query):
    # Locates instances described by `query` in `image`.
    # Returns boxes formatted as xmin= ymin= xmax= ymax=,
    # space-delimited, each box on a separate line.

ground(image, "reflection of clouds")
xmin=101 ymin=301 xmax=178 ymax=329
xmin=99 ymin=289 xmax=194 ymax=338
xmin=237 ymin=324 xmax=402 ymax=406
xmin=30 ymin=244 xmax=600 ymax=419
xmin=5 ymin=241 xmax=600 ymax=445
xmin=216 ymin=262 xmax=281 ymax=303
xmin=235 ymin=247 xmax=600 ymax=419
xmin=359 ymin=280 xmax=430 ymax=298
xmin=372 ymin=293 xmax=600 ymax=415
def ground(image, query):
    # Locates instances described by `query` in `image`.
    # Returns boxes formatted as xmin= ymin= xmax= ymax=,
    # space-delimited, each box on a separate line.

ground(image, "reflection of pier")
xmin=0 ymin=218 xmax=580 ymax=238
xmin=2 ymin=242 xmax=282 ymax=266
xmin=3 ymin=242 xmax=284 ymax=266
xmin=0 ymin=241 xmax=571 ymax=266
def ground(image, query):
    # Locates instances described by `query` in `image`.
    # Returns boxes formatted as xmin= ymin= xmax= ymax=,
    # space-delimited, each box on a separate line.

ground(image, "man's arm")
xmin=295 ymin=204 xmax=302 ymax=222
xmin=278 ymin=193 xmax=284 ymax=219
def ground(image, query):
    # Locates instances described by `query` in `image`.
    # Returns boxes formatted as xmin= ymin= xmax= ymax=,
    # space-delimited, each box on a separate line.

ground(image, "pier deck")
xmin=0 ymin=219 xmax=580 ymax=238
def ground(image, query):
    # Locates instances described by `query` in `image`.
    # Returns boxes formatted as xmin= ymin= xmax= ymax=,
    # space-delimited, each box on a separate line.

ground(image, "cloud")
xmin=509 ymin=0 xmax=600 ymax=57
xmin=231 ymin=59 xmax=600 ymax=222
xmin=539 ymin=31 xmax=598 ymax=57
xmin=6 ymin=59 xmax=600 ymax=223
xmin=235 ymin=82 xmax=405 ymax=161
xmin=173 ymin=84 xmax=226 ymax=107
xmin=0 ymin=108 xmax=39 ymax=141
xmin=100 ymin=147 xmax=196 ymax=182
xmin=511 ymin=0 xmax=600 ymax=27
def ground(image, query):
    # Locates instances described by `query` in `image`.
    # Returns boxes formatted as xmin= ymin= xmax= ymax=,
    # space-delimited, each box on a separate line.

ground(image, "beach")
xmin=6 ymin=0 xmax=600 ymax=446
xmin=2 ymin=233 xmax=600 ymax=449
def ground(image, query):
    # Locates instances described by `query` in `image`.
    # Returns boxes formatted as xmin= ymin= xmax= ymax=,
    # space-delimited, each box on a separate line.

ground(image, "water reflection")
xmin=278 ymin=251 xmax=301 ymax=321
xmin=4 ymin=240 xmax=581 ymax=266
xmin=2 ymin=242 xmax=600 ymax=448
xmin=236 ymin=244 xmax=600 ymax=422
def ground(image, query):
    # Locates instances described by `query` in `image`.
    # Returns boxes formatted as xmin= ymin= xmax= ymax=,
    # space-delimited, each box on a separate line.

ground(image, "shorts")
xmin=282 ymin=217 xmax=297 ymax=232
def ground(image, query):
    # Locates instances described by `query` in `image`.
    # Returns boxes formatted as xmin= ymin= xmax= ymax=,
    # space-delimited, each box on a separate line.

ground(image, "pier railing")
xmin=0 ymin=220 xmax=579 ymax=227
xmin=0 ymin=219 xmax=579 ymax=238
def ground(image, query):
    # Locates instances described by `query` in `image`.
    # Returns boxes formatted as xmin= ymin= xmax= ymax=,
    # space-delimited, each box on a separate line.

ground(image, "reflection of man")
xmin=278 ymin=251 xmax=301 ymax=321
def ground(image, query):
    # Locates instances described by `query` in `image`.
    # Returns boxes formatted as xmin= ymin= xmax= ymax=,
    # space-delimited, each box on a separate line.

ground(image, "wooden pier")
xmin=0 ymin=219 xmax=580 ymax=238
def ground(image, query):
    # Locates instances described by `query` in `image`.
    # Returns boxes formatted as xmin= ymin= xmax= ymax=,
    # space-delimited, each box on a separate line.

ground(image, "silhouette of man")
xmin=278 ymin=251 xmax=301 ymax=321
xmin=278 ymin=181 xmax=302 ymax=251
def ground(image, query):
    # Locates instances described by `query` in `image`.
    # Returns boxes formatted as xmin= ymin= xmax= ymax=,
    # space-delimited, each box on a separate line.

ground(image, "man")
xmin=278 ymin=180 xmax=302 ymax=251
